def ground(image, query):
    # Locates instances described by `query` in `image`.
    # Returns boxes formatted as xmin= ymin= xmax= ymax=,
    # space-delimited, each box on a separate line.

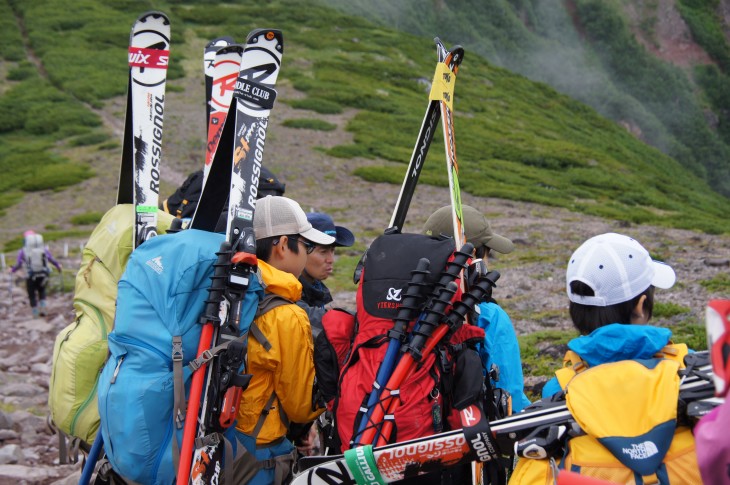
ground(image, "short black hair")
xmin=568 ymin=281 xmax=655 ymax=335
xmin=256 ymin=234 xmax=301 ymax=261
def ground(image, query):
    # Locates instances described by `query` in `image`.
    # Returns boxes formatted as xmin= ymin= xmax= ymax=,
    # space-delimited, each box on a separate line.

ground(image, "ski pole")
xmin=79 ymin=434 xmax=104 ymax=485
xmin=176 ymin=241 xmax=230 ymax=485
xmin=374 ymin=266 xmax=499 ymax=448
xmin=356 ymin=243 xmax=473 ymax=446
xmin=353 ymin=258 xmax=431 ymax=444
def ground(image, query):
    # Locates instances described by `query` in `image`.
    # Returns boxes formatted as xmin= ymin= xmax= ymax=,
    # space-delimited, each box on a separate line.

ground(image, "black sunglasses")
xmin=295 ymin=237 xmax=316 ymax=254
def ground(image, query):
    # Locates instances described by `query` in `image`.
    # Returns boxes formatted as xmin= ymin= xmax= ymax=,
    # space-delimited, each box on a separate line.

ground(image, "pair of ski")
xmin=176 ymin=29 xmax=284 ymax=485
xmin=295 ymin=353 xmax=721 ymax=484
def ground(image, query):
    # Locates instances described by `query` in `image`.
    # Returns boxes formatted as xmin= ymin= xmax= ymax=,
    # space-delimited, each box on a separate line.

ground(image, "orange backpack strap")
xmin=555 ymin=350 xmax=588 ymax=389
xmin=655 ymin=343 xmax=689 ymax=368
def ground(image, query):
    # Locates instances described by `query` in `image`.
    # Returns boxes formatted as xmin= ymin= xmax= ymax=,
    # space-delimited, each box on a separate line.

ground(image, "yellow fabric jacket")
xmin=235 ymin=260 xmax=323 ymax=445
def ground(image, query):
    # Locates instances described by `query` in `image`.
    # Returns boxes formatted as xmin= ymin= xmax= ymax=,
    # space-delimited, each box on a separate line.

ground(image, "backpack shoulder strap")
xmin=250 ymin=294 xmax=294 ymax=352
xmin=555 ymin=350 xmax=588 ymax=389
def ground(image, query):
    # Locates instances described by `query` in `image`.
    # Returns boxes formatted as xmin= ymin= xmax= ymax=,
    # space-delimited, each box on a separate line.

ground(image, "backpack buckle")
xmin=172 ymin=336 xmax=183 ymax=362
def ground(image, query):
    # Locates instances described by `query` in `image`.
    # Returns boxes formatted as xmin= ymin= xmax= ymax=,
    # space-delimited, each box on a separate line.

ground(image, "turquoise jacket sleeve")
xmin=475 ymin=302 xmax=531 ymax=413
xmin=541 ymin=376 xmax=561 ymax=399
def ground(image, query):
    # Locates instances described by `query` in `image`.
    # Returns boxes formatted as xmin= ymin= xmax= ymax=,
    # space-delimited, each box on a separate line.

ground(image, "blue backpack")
xmin=97 ymin=229 xmax=263 ymax=485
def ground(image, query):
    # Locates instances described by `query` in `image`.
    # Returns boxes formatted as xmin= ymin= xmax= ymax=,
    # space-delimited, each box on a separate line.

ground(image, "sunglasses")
xmin=273 ymin=236 xmax=316 ymax=254
xmin=295 ymin=238 xmax=316 ymax=254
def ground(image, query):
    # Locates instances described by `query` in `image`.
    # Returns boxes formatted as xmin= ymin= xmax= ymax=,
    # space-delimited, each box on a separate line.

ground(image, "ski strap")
xmin=344 ymin=445 xmax=386 ymax=485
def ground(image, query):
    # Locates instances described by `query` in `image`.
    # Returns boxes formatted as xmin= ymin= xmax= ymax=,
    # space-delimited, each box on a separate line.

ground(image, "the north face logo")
xmin=146 ymin=256 xmax=164 ymax=274
xmin=622 ymin=441 xmax=659 ymax=460
xmin=106 ymin=221 xmax=117 ymax=235
xmin=386 ymin=288 xmax=402 ymax=301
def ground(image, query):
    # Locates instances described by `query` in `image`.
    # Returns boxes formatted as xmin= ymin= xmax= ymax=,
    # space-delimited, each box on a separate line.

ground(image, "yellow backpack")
xmin=510 ymin=344 xmax=701 ymax=485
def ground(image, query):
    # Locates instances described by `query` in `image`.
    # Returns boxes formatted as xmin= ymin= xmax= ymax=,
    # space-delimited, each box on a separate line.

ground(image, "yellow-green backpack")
xmin=48 ymin=204 xmax=175 ymax=444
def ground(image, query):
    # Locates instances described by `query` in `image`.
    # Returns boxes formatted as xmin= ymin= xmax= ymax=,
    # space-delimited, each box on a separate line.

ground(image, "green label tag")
xmin=136 ymin=205 xmax=157 ymax=213
xmin=344 ymin=445 xmax=386 ymax=485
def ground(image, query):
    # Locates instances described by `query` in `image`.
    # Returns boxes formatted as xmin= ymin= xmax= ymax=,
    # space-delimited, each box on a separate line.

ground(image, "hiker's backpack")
xmin=161 ymin=167 xmax=285 ymax=220
xmin=24 ymin=233 xmax=48 ymax=276
xmin=96 ymin=228 xmax=264 ymax=485
xmin=323 ymin=232 xmax=487 ymax=452
xmin=48 ymin=204 xmax=175 ymax=444
xmin=509 ymin=345 xmax=702 ymax=484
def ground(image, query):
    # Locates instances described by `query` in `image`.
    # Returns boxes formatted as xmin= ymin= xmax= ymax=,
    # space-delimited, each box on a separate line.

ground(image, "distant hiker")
xmin=510 ymin=232 xmax=701 ymax=484
xmin=160 ymin=166 xmax=286 ymax=221
xmin=231 ymin=195 xmax=335 ymax=484
xmin=290 ymin=212 xmax=354 ymax=456
xmin=424 ymin=205 xmax=530 ymax=413
xmin=8 ymin=230 xmax=62 ymax=317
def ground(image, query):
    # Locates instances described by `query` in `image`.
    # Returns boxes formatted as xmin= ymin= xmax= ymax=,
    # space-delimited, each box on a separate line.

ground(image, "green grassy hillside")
xmin=320 ymin=0 xmax=730 ymax=199
xmin=0 ymin=0 xmax=728 ymax=248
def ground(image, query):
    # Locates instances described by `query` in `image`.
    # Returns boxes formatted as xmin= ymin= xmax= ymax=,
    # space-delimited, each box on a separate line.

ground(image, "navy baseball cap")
xmin=306 ymin=212 xmax=355 ymax=247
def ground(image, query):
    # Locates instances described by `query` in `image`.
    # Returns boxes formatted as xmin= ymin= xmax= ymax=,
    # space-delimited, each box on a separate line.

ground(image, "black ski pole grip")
xmin=388 ymin=258 xmax=431 ymax=342
xmin=200 ymin=240 xmax=232 ymax=326
xmin=429 ymin=243 xmax=474 ymax=298
xmin=404 ymin=281 xmax=458 ymax=362
xmin=445 ymin=270 xmax=501 ymax=331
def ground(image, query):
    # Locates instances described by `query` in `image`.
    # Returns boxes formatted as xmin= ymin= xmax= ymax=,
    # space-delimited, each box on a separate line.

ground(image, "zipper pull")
xmin=110 ymin=356 xmax=125 ymax=384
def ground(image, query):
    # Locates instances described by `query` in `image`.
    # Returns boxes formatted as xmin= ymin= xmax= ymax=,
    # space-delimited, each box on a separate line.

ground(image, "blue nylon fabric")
xmin=542 ymin=324 xmax=673 ymax=399
xmin=567 ymin=324 xmax=672 ymax=367
xmin=98 ymin=229 xmax=264 ymax=484
xmin=232 ymin=430 xmax=295 ymax=485
xmin=475 ymin=302 xmax=531 ymax=413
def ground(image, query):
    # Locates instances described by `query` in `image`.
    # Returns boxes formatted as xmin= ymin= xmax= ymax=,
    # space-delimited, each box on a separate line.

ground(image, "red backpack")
xmin=320 ymin=232 xmax=485 ymax=452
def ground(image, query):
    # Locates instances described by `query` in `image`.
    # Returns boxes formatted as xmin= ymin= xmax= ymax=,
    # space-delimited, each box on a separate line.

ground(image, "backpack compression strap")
xmin=556 ymin=344 xmax=690 ymax=389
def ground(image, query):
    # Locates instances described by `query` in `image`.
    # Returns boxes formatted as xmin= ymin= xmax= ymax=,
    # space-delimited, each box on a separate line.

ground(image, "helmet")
xmin=706 ymin=300 xmax=730 ymax=397
xmin=23 ymin=230 xmax=36 ymax=238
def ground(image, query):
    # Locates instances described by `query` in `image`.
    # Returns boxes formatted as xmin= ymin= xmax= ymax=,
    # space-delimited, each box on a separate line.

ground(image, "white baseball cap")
xmin=254 ymin=196 xmax=335 ymax=245
xmin=566 ymin=233 xmax=676 ymax=307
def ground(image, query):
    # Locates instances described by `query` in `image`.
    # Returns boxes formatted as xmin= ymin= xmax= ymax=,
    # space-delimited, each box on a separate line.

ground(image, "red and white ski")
xmin=117 ymin=11 xmax=170 ymax=248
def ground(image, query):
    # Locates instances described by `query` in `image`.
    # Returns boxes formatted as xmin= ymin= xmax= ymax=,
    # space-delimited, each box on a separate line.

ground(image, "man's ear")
xmin=271 ymin=235 xmax=287 ymax=259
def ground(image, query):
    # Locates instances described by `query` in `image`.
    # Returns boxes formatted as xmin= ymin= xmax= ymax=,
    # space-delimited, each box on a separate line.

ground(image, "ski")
xmin=204 ymin=36 xmax=235 ymax=132
xmin=80 ymin=13 xmax=171 ymax=485
xmin=203 ymin=44 xmax=243 ymax=179
xmin=294 ymin=354 xmax=718 ymax=484
xmin=189 ymin=42 xmax=243 ymax=230
xmin=177 ymin=28 xmax=284 ymax=485
xmin=388 ymin=42 xmax=464 ymax=233
xmin=433 ymin=38 xmax=466 ymax=251
xmin=117 ymin=11 xmax=171 ymax=248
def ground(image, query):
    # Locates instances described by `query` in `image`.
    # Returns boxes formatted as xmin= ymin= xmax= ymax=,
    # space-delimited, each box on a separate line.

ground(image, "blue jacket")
xmin=475 ymin=302 xmax=531 ymax=413
xmin=541 ymin=323 xmax=673 ymax=398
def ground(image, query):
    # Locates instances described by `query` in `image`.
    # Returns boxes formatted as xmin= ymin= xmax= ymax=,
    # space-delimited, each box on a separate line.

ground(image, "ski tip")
xmin=138 ymin=11 xmax=170 ymax=26
xmin=246 ymin=29 xmax=284 ymax=52
xmin=205 ymin=36 xmax=235 ymax=50
xmin=216 ymin=43 xmax=244 ymax=56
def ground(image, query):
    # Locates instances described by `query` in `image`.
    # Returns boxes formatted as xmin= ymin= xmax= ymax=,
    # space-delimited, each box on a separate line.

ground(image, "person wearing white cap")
xmin=509 ymin=233 xmax=702 ymax=484
xmin=541 ymin=232 xmax=677 ymax=398
xmin=231 ymin=196 xmax=335 ymax=485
